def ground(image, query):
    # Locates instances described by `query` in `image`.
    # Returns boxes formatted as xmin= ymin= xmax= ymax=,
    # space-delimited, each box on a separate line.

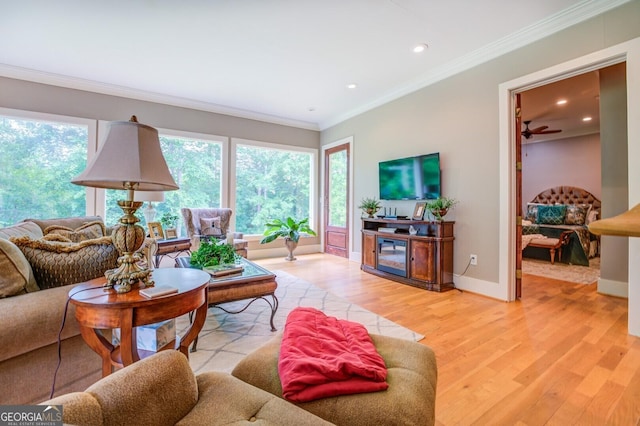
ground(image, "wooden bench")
xmin=527 ymin=230 xmax=573 ymax=265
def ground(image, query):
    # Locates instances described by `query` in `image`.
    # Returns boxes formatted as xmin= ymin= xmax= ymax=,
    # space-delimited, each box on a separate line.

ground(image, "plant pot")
xmin=284 ymin=238 xmax=298 ymax=261
xmin=365 ymin=209 xmax=376 ymax=218
xmin=431 ymin=208 xmax=448 ymax=220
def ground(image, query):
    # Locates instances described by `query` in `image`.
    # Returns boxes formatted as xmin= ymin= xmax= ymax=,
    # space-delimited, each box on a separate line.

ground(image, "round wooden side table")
xmin=69 ymin=268 xmax=210 ymax=377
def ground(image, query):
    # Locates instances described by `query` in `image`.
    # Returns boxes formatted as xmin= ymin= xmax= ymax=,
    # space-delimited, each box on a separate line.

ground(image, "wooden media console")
xmin=361 ymin=218 xmax=455 ymax=292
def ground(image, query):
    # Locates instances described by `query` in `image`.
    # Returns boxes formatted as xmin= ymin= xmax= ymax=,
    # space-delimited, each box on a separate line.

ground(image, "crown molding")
xmin=0 ymin=64 xmax=320 ymax=131
xmin=319 ymin=0 xmax=631 ymax=130
xmin=0 ymin=0 xmax=628 ymax=133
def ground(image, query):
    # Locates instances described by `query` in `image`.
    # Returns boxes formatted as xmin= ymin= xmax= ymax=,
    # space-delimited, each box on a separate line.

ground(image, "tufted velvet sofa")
xmin=0 ymin=216 xmax=157 ymax=404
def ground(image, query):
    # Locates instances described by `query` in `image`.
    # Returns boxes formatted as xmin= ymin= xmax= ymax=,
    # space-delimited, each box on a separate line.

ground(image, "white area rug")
xmin=522 ymin=257 xmax=600 ymax=285
xmin=176 ymin=270 xmax=424 ymax=374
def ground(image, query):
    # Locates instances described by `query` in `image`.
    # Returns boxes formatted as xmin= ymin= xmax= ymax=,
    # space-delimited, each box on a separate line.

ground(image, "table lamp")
xmin=134 ymin=190 xmax=165 ymax=225
xmin=72 ymin=116 xmax=178 ymax=293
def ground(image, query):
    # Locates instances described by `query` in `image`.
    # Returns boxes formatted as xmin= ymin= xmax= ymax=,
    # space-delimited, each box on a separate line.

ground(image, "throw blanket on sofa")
xmin=278 ymin=307 xmax=388 ymax=402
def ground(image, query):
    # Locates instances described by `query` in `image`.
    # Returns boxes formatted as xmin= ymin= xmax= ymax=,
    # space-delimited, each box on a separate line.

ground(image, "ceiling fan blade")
xmin=538 ymin=129 xmax=562 ymax=134
xmin=530 ymin=126 xmax=548 ymax=133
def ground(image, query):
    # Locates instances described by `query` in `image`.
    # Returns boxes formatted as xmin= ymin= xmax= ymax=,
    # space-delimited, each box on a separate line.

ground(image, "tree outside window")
xmin=234 ymin=143 xmax=314 ymax=235
xmin=0 ymin=116 xmax=88 ymax=227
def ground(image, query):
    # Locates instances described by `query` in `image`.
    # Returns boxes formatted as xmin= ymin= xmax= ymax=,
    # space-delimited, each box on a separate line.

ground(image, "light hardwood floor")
xmin=253 ymin=253 xmax=639 ymax=425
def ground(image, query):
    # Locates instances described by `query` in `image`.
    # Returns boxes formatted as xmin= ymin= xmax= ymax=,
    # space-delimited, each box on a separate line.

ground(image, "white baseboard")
xmin=248 ymin=244 xmax=321 ymax=260
xmin=597 ymin=278 xmax=628 ymax=298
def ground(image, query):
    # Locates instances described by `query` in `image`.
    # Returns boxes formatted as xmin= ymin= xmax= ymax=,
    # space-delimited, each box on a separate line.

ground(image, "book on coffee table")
xmin=203 ymin=264 xmax=244 ymax=277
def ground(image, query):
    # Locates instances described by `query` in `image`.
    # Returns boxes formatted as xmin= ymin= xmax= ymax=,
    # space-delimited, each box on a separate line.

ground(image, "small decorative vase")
xmin=284 ymin=238 xmax=298 ymax=261
xmin=366 ymin=209 xmax=376 ymax=218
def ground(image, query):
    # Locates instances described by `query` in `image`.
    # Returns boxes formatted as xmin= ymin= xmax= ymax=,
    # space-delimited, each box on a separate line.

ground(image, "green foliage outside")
xmin=234 ymin=145 xmax=312 ymax=235
xmin=1 ymin=117 xmax=314 ymax=236
xmin=0 ymin=117 xmax=88 ymax=227
xmin=328 ymin=149 xmax=347 ymax=227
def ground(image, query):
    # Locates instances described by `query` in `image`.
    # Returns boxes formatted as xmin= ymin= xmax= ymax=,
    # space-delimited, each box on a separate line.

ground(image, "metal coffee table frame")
xmin=175 ymin=256 xmax=278 ymax=351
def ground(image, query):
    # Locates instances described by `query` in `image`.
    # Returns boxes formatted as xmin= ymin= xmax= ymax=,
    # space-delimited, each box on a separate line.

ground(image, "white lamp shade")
xmin=134 ymin=191 xmax=165 ymax=202
xmin=72 ymin=117 xmax=178 ymax=191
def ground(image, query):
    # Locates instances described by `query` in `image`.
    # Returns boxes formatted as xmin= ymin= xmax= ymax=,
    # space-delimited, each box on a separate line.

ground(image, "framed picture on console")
xmin=148 ymin=222 xmax=164 ymax=239
xmin=412 ymin=202 xmax=426 ymax=220
xmin=165 ymin=228 xmax=178 ymax=239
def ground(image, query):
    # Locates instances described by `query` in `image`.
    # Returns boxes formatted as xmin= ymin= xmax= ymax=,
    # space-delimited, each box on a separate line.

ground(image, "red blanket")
xmin=278 ymin=307 xmax=388 ymax=402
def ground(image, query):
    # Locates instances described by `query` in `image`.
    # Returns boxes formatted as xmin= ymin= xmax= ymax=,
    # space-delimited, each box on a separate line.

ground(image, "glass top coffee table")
xmin=175 ymin=256 xmax=278 ymax=351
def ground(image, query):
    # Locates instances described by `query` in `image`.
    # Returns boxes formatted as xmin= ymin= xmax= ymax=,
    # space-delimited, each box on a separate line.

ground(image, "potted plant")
xmin=190 ymin=240 xmax=238 ymax=268
xmin=358 ymin=197 xmax=382 ymax=218
xmin=160 ymin=211 xmax=180 ymax=239
xmin=260 ymin=217 xmax=317 ymax=261
xmin=426 ymin=197 xmax=458 ymax=220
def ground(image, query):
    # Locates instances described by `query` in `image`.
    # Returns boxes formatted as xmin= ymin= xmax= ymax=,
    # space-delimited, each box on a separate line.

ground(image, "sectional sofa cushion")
xmin=44 ymin=221 xmax=106 ymax=242
xmin=0 ymin=221 xmax=43 ymax=240
xmin=0 ymin=238 xmax=39 ymax=297
xmin=10 ymin=236 xmax=118 ymax=289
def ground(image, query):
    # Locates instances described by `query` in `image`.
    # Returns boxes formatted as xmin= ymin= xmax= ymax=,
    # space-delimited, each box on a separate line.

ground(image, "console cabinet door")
xmin=410 ymin=240 xmax=436 ymax=282
xmin=363 ymin=233 xmax=376 ymax=267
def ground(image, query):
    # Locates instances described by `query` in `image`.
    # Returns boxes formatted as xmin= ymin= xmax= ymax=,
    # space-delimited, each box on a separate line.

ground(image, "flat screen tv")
xmin=379 ymin=153 xmax=441 ymax=200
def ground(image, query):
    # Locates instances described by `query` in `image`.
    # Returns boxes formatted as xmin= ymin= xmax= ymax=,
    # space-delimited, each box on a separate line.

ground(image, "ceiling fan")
xmin=521 ymin=120 xmax=562 ymax=139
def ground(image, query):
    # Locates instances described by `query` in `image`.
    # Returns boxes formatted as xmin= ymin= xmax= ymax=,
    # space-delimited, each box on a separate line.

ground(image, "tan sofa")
xmin=0 ymin=216 xmax=157 ymax=404
xmin=43 ymin=350 xmax=333 ymax=425
xmin=43 ymin=334 xmax=437 ymax=425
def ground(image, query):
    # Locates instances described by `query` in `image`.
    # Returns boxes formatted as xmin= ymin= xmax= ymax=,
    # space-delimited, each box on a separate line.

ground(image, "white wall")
xmin=521 ymin=133 xmax=602 ymax=214
xmin=321 ymin=1 xmax=640 ymax=302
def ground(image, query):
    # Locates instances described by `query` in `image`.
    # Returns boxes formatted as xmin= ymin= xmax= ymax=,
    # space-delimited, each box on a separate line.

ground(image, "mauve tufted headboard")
xmin=531 ymin=186 xmax=601 ymax=218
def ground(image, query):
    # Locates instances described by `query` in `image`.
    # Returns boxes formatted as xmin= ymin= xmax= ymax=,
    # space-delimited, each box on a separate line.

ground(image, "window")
xmin=0 ymin=109 xmax=95 ymax=227
xmin=232 ymin=139 xmax=317 ymax=235
xmin=105 ymin=130 xmax=225 ymax=233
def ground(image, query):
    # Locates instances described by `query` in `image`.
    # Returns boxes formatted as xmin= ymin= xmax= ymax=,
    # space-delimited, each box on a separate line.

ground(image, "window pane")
xmin=0 ymin=116 xmax=87 ymax=227
xmin=105 ymin=135 xmax=222 ymax=234
xmin=328 ymin=149 xmax=347 ymax=227
xmin=235 ymin=144 xmax=312 ymax=235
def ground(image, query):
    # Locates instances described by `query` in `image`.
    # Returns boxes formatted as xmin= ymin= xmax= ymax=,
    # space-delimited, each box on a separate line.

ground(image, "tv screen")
xmin=379 ymin=153 xmax=441 ymax=200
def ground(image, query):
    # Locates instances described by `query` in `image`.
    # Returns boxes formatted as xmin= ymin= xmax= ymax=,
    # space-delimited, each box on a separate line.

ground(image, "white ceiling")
xmin=0 ymin=0 xmax=628 ymax=130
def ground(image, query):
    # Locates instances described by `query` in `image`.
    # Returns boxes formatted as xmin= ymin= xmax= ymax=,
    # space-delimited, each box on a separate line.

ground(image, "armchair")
xmin=181 ymin=208 xmax=248 ymax=257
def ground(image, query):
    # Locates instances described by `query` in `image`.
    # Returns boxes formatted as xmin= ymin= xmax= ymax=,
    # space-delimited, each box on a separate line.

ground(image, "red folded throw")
xmin=278 ymin=307 xmax=388 ymax=402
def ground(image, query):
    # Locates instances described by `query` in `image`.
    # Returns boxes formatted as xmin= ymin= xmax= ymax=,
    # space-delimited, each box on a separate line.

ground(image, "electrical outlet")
xmin=470 ymin=254 xmax=478 ymax=266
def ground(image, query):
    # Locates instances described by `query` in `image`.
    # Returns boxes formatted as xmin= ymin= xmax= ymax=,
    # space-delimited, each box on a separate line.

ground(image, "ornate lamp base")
xmin=105 ymin=200 xmax=155 ymax=294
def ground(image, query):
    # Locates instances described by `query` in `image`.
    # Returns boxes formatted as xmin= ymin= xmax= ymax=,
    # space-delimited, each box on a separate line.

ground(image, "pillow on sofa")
xmin=44 ymin=221 xmax=106 ymax=242
xmin=565 ymin=204 xmax=590 ymax=225
xmin=10 ymin=236 xmax=118 ymax=289
xmin=200 ymin=217 xmax=222 ymax=237
xmin=536 ymin=204 xmax=567 ymax=225
xmin=0 ymin=221 xmax=43 ymax=240
xmin=0 ymin=238 xmax=39 ymax=297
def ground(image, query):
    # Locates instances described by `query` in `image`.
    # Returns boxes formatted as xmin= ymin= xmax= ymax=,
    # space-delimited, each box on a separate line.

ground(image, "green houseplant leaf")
xmin=260 ymin=217 xmax=316 ymax=244
xmin=190 ymin=240 xmax=238 ymax=268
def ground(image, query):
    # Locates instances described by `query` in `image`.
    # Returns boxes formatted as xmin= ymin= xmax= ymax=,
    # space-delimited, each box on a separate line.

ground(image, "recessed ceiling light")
xmin=413 ymin=43 xmax=429 ymax=53
xmin=556 ymin=99 xmax=568 ymax=105
xmin=346 ymin=83 xmax=357 ymax=89
xmin=582 ymin=116 xmax=592 ymax=122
